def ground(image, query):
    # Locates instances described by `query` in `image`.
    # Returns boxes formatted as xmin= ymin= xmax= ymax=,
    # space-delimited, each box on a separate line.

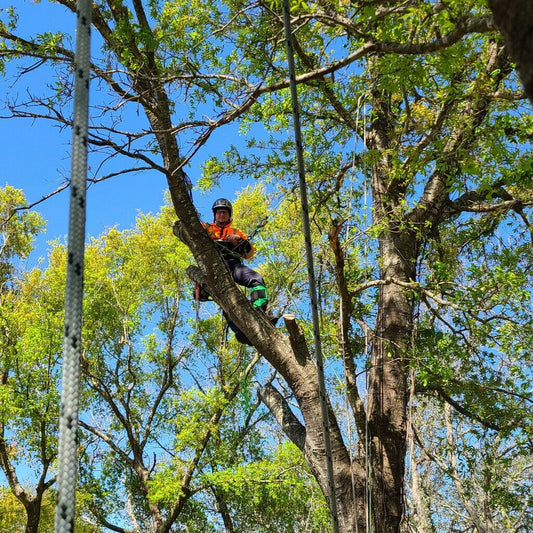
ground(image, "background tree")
xmin=0 ymin=186 xmax=53 ymax=533
xmin=1 ymin=1 xmax=533 ymax=532
xmin=1 ymin=187 xmax=329 ymax=532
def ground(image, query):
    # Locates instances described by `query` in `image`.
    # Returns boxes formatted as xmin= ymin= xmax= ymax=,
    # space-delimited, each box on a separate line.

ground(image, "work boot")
xmin=233 ymin=315 xmax=279 ymax=346
xmin=266 ymin=313 xmax=281 ymax=327
xmin=250 ymin=284 xmax=280 ymax=327
xmin=249 ymin=284 xmax=268 ymax=310
xmin=234 ymin=311 xmax=280 ymax=346
xmin=223 ymin=311 xmax=252 ymax=346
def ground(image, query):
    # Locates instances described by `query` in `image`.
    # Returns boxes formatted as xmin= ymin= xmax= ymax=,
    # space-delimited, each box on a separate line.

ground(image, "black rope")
xmin=281 ymin=2 xmax=340 ymax=531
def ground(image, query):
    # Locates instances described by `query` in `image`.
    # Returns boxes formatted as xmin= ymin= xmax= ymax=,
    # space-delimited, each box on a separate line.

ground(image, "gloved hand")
xmin=225 ymin=233 xmax=242 ymax=245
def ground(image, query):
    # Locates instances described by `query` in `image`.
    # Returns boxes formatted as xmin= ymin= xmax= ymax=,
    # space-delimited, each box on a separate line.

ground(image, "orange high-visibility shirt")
xmin=202 ymin=221 xmax=255 ymax=260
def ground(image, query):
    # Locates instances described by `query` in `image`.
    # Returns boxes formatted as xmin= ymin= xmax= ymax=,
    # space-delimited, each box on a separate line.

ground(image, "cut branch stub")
xmin=283 ymin=314 xmax=310 ymax=365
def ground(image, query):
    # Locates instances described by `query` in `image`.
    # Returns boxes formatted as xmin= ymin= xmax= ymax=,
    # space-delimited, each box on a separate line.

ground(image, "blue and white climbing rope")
xmin=54 ymin=2 xmax=92 ymax=532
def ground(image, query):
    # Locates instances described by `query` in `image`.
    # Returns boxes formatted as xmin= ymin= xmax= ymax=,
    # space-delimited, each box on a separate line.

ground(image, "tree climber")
xmin=173 ymin=198 xmax=270 ymax=345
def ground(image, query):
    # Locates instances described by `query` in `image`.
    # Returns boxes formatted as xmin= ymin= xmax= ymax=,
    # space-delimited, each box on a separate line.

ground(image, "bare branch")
xmin=258 ymin=383 xmax=306 ymax=451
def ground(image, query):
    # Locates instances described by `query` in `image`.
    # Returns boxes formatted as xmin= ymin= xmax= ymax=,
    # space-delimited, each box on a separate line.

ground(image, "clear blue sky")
xmin=2 ymin=0 xmax=247 ymax=266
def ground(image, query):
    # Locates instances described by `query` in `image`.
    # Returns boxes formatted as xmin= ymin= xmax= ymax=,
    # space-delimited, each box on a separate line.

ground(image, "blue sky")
xmin=2 ymin=1 xmax=247 ymax=267
xmin=1 ymin=2 xmax=261 ymax=491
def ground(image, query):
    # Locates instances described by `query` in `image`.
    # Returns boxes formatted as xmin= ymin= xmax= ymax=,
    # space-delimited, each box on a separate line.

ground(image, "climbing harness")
xmin=281 ymin=2 xmax=340 ymax=531
xmin=54 ymin=1 xmax=92 ymax=533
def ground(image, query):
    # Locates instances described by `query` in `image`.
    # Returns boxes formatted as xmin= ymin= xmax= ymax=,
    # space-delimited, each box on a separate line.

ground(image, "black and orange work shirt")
xmin=202 ymin=221 xmax=255 ymax=260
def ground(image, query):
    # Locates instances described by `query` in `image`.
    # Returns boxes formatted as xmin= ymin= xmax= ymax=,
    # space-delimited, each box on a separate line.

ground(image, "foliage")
xmin=0 ymin=488 xmax=97 ymax=533
xmin=0 ymin=190 xmax=320 ymax=531
xmin=204 ymin=441 xmax=330 ymax=532
xmin=0 ymin=186 xmax=44 ymax=285
xmin=407 ymin=399 xmax=533 ymax=532
xmin=0 ymin=487 xmax=29 ymax=533
xmin=1 ymin=1 xmax=533 ymax=531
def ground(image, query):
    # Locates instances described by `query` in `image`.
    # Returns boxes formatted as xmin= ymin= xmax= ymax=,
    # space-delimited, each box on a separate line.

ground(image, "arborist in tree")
xmin=173 ymin=198 xmax=271 ymax=345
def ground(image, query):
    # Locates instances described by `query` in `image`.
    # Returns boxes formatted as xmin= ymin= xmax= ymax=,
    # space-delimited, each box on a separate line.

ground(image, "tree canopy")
xmin=1 ymin=1 xmax=532 ymax=532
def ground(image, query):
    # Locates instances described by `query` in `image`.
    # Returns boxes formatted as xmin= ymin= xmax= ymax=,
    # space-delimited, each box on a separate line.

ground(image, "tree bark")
xmin=366 ymin=236 xmax=414 ymax=533
xmin=488 ymin=0 xmax=533 ymax=103
xmin=358 ymin=52 xmax=432 ymax=526
xmin=24 ymin=499 xmax=43 ymax=533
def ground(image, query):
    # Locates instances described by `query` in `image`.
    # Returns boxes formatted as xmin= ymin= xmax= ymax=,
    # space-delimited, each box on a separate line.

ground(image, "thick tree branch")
xmin=328 ymin=220 xmax=368 ymax=442
xmin=446 ymin=192 xmax=533 ymax=216
xmin=488 ymin=0 xmax=533 ymax=103
xmin=0 ymin=430 xmax=29 ymax=505
xmin=410 ymin=41 xmax=513 ymax=231
xmin=258 ymin=383 xmax=306 ymax=451
xmin=423 ymin=385 xmax=502 ymax=431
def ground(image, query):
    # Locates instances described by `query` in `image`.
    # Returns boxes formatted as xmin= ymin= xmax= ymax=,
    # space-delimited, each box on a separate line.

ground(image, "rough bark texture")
xmin=166 ymin=125 xmax=365 ymax=532
xmin=366 ymin=237 xmax=414 ymax=532
xmin=89 ymin=6 xmax=523 ymax=532
xmin=488 ymin=0 xmax=533 ymax=103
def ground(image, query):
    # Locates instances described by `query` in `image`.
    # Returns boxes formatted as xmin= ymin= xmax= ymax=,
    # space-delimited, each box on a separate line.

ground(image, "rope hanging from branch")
xmin=54 ymin=2 xmax=92 ymax=531
xmin=280 ymin=2 xmax=340 ymax=531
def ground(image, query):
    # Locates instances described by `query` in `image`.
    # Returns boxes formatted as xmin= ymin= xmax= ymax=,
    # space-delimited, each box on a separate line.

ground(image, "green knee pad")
xmin=250 ymin=285 xmax=268 ymax=309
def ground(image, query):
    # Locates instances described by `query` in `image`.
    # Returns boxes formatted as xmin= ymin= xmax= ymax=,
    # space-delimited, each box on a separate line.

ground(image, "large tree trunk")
xmin=488 ymin=0 xmax=533 ymax=103
xmin=24 ymin=499 xmax=42 ymax=533
xmin=367 ymin=233 xmax=416 ymax=533
xmin=364 ymin=78 xmax=418 ymax=531
xmin=0 ymin=419 xmax=49 ymax=533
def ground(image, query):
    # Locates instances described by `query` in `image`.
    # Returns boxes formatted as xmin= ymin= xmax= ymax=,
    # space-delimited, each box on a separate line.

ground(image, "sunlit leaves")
xmin=0 ymin=186 xmax=44 ymax=285
xmin=204 ymin=441 xmax=330 ymax=532
xmin=263 ymin=0 xmax=310 ymax=12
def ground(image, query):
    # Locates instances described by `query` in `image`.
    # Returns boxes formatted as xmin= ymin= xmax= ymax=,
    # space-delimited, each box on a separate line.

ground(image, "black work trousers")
xmin=226 ymin=258 xmax=264 ymax=288
xmin=223 ymin=259 xmax=265 ymax=344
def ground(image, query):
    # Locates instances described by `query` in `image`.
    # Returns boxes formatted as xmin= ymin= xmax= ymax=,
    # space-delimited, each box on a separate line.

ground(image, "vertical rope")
xmin=54 ymin=2 xmax=92 ymax=532
xmin=360 ymin=99 xmax=373 ymax=533
xmin=281 ymin=2 xmax=340 ymax=532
